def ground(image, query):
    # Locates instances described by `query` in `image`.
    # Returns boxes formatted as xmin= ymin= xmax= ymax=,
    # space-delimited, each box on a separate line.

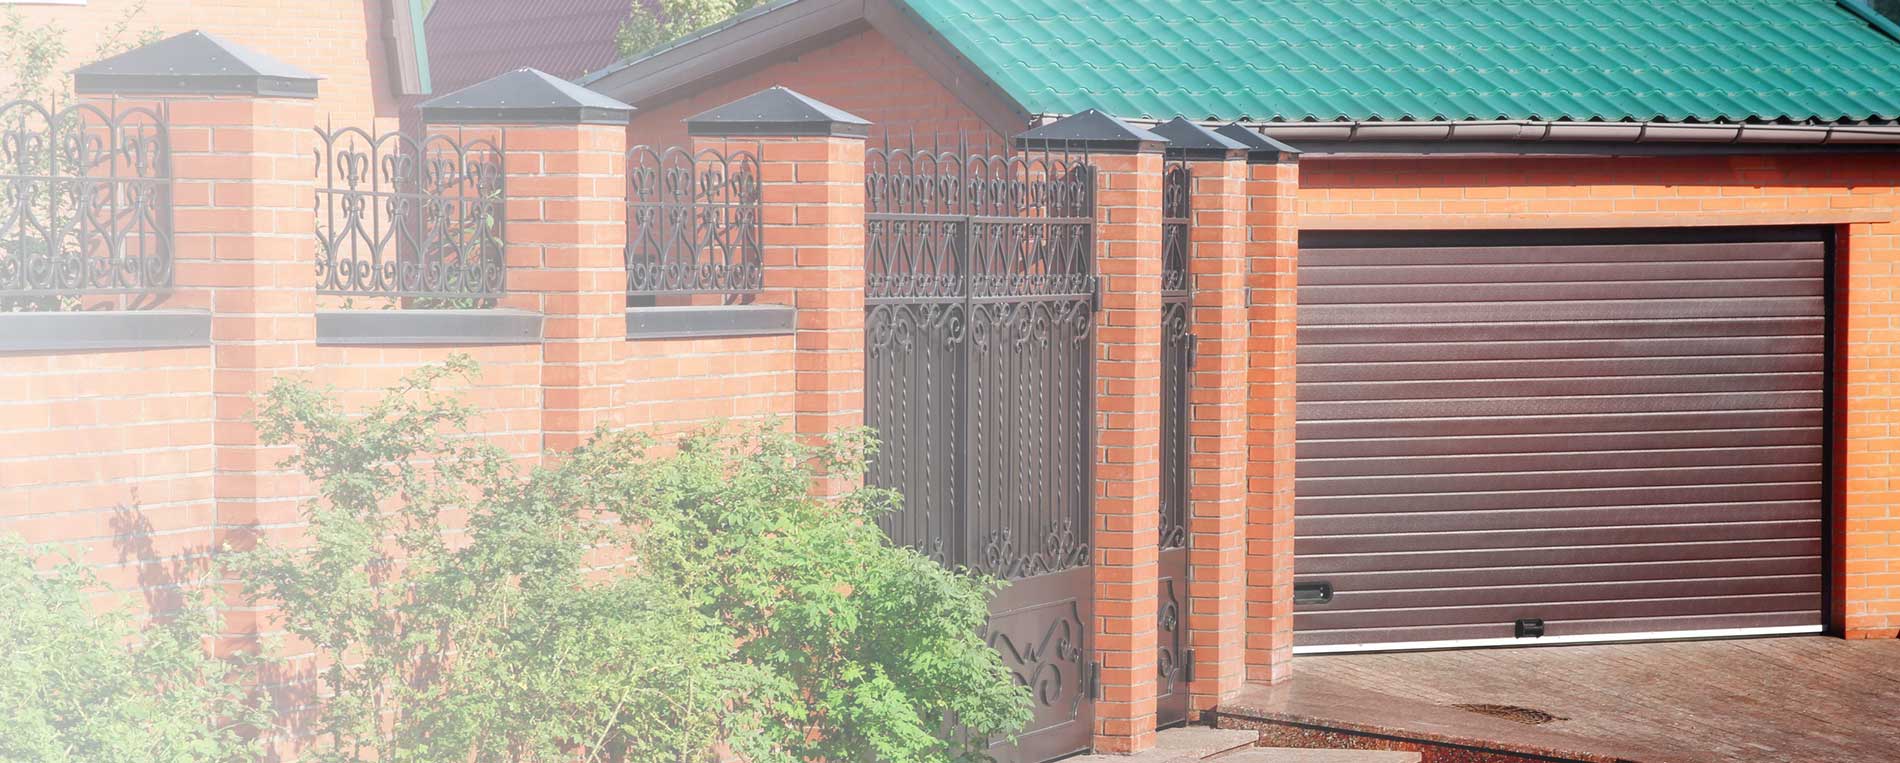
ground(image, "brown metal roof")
xmin=424 ymin=0 xmax=631 ymax=93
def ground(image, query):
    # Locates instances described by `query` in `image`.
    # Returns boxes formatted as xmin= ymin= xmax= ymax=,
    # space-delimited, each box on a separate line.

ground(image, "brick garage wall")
xmin=625 ymin=28 xmax=1004 ymax=151
xmin=1297 ymin=152 xmax=1900 ymax=640
xmin=0 ymin=349 xmax=215 ymax=608
xmin=6 ymin=0 xmax=398 ymax=124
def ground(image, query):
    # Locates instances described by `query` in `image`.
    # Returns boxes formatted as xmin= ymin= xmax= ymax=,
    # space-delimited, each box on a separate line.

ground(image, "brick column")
xmin=1218 ymin=123 xmax=1303 ymax=684
xmin=421 ymin=69 xmax=634 ymax=454
xmin=1152 ymin=118 xmax=1251 ymax=714
xmin=1023 ymin=111 xmax=1170 ymax=753
xmin=77 ymin=31 xmax=322 ymax=645
xmin=688 ymin=87 xmax=868 ymax=486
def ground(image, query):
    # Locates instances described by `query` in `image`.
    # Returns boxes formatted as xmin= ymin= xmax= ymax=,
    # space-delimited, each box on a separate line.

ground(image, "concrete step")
xmin=1062 ymin=727 xmax=1260 ymax=763
xmin=1216 ymin=749 xmax=1422 ymax=763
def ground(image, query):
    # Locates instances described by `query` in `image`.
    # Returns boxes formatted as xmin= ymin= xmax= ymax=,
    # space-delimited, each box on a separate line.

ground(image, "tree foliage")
xmin=231 ymin=356 xmax=1030 ymax=762
xmin=617 ymin=0 xmax=763 ymax=58
xmin=1 ymin=2 xmax=159 ymax=101
xmin=0 ymin=537 xmax=266 ymax=763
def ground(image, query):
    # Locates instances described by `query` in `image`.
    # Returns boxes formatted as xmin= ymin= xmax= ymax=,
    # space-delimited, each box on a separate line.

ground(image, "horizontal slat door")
xmin=1293 ymin=229 xmax=1828 ymax=651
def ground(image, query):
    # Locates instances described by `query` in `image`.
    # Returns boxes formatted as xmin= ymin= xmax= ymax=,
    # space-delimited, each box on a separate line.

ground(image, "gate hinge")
xmin=1183 ymin=648 xmax=1197 ymax=684
xmin=1091 ymin=279 xmax=1103 ymax=313
xmin=1186 ymin=334 xmax=1199 ymax=367
xmin=1088 ymin=661 xmax=1102 ymax=700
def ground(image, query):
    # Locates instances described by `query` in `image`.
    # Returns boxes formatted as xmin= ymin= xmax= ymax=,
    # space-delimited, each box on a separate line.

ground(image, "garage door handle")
xmin=1294 ymin=581 xmax=1334 ymax=605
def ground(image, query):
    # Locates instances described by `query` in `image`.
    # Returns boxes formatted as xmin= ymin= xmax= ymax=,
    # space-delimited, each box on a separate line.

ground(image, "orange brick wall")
xmin=309 ymin=345 xmax=546 ymax=459
xmin=0 ymin=349 xmax=215 ymax=607
xmin=623 ymin=335 xmax=798 ymax=435
xmin=1297 ymin=153 xmax=1900 ymax=639
xmin=7 ymin=0 xmax=399 ymax=124
xmin=626 ymin=28 xmax=1004 ymax=152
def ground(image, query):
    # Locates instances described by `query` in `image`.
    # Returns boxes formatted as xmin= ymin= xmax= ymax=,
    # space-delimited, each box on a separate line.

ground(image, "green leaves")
xmin=615 ymin=0 xmax=765 ymax=58
xmin=232 ymin=357 xmax=1029 ymax=762
xmin=0 ymin=538 xmax=266 ymax=763
xmin=604 ymin=424 xmax=1033 ymax=762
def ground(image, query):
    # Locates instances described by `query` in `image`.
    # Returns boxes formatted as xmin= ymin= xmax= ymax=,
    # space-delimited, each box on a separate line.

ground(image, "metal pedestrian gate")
xmin=864 ymin=143 xmax=1098 ymax=762
xmin=1156 ymin=161 xmax=1193 ymax=728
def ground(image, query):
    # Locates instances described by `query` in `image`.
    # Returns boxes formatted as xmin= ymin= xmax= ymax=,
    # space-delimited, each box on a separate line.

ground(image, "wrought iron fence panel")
xmin=313 ymin=125 xmax=505 ymax=301
xmin=625 ymin=145 xmax=763 ymax=298
xmin=0 ymin=98 xmax=172 ymax=307
xmin=1160 ymin=159 xmax=1193 ymax=549
xmin=864 ymin=143 xmax=1097 ymax=577
xmin=867 ymin=146 xmax=1094 ymax=303
xmin=1156 ymin=157 xmax=1194 ymax=728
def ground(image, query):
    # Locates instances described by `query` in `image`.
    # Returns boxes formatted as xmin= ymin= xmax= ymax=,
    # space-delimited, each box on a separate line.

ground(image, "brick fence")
xmin=10 ymin=28 xmax=1900 ymax=762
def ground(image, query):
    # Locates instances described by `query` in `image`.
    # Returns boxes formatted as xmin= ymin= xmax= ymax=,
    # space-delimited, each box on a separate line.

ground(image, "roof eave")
xmin=1253 ymin=119 xmax=1900 ymax=147
xmin=578 ymin=0 xmax=1033 ymax=136
xmin=1050 ymin=116 xmax=1900 ymax=153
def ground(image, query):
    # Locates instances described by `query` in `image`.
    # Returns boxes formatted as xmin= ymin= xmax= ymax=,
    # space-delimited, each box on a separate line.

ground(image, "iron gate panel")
xmin=1156 ymin=161 xmax=1193 ymax=728
xmin=865 ymin=145 xmax=1098 ymax=762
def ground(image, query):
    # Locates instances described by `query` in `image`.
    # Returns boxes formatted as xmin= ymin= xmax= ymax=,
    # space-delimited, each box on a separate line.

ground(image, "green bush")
xmin=0 ymin=537 xmax=265 ymax=763
xmin=232 ymin=356 xmax=1030 ymax=762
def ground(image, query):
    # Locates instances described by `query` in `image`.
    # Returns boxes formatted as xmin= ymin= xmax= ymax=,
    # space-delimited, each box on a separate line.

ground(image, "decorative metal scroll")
xmin=625 ymin=145 xmax=763 ymax=298
xmin=313 ymin=125 xmax=505 ymax=301
xmin=863 ymin=140 xmax=1098 ymax=581
xmin=1162 ymin=161 xmax=1191 ymax=295
xmin=1160 ymin=160 xmax=1193 ymax=551
xmin=0 ymin=98 xmax=172 ymax=308
xmin=1157 ymin=577 xmax=1183 ymax=692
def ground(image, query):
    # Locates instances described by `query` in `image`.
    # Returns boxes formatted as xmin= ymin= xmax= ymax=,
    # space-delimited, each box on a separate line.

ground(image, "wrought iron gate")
xmin=864 ymin=143 xmax=1097 ymax=762
xmin=1157 ymin=161 xmax=1193 ymax=728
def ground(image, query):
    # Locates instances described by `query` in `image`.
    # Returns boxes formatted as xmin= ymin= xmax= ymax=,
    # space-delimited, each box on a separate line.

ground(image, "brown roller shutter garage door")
xmin=1292 ymin=227 xmax=1829 ymax=652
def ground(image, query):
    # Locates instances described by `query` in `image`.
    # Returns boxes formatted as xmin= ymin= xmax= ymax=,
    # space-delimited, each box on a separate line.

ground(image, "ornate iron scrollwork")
xmin=980 ymin=521 xmax=1092 ymax=581
xmin=986 ymin=601 xmax=1088 ymax=715
xmin=625 ymin=144 xmax=763 ymax=299
xmin=0 ymin=98 xmax=172 ymax=307
xmin=313 ymin=125 xmax=505 ymax=300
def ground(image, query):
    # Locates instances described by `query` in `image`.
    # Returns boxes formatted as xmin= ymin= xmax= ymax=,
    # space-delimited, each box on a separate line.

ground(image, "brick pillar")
xmin=1220 ymin=124 xmax=1303 ymax=683
xmin=1022 ymin=111 xmax=1170 ymax=753
xmin=1150 ymin=118 xmax=1252 ymax=714
xmin=77 ymin=31 xmax=323 ymax=646
xmin=688 ymin=87 xmax=868 ymax=488
xmin=421 ymin=69 xmax=634 ymax=454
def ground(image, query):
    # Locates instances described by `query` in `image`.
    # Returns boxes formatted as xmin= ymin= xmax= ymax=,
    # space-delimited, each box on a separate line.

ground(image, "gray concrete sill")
xmin=626 ymin=304 xmax=795 ymax=340
xmin=0 ymin=309 xmax=211 ymax=353
xmin=317 ymin=309 xmax=543 ymax=346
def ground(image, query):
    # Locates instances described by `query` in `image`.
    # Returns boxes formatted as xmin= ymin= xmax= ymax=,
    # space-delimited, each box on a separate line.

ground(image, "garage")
xmin=1291 ymin=227 xmax=1831 ymax=652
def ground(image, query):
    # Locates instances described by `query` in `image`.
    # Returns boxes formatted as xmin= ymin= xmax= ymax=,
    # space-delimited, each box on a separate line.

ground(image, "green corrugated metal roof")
xmin=898 ymin=0 xmax=1900 ymax=124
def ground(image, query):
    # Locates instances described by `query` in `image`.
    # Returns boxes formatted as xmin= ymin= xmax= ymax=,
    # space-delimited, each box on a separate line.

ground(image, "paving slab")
xmin=1063 ymin=727 xmax=1259 ymax=763
xmin=1213 ymin=637 xmax=1900 ymax=763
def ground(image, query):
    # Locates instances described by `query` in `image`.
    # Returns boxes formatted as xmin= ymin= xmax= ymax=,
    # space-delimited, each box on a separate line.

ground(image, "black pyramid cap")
xmin=73 ymin=30 xmax=319 ymax=98
xmin=1213 ymin=122 xmax=1302 ymax=163
xmin=686 ymin=87 xmax=870 ymax=138
xmin=420 ymin=68 xmax=633 ymax=125
xmin=1151 ymin=117 xmax=1248 ymax=160
xmin=1015 ymin=109 xmax=1168 ymax=153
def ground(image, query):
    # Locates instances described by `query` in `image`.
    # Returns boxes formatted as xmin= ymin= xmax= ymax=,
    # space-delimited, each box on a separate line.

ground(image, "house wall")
xmin=4 ymin=0 xmax=399 ymax=124
xmin=625 ymin=27 xmax=1005 ymax=151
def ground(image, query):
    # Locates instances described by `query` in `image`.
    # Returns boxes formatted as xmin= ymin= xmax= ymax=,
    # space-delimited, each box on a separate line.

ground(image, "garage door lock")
xmin=1515 ymin=618 xmax=1545 ymax=639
